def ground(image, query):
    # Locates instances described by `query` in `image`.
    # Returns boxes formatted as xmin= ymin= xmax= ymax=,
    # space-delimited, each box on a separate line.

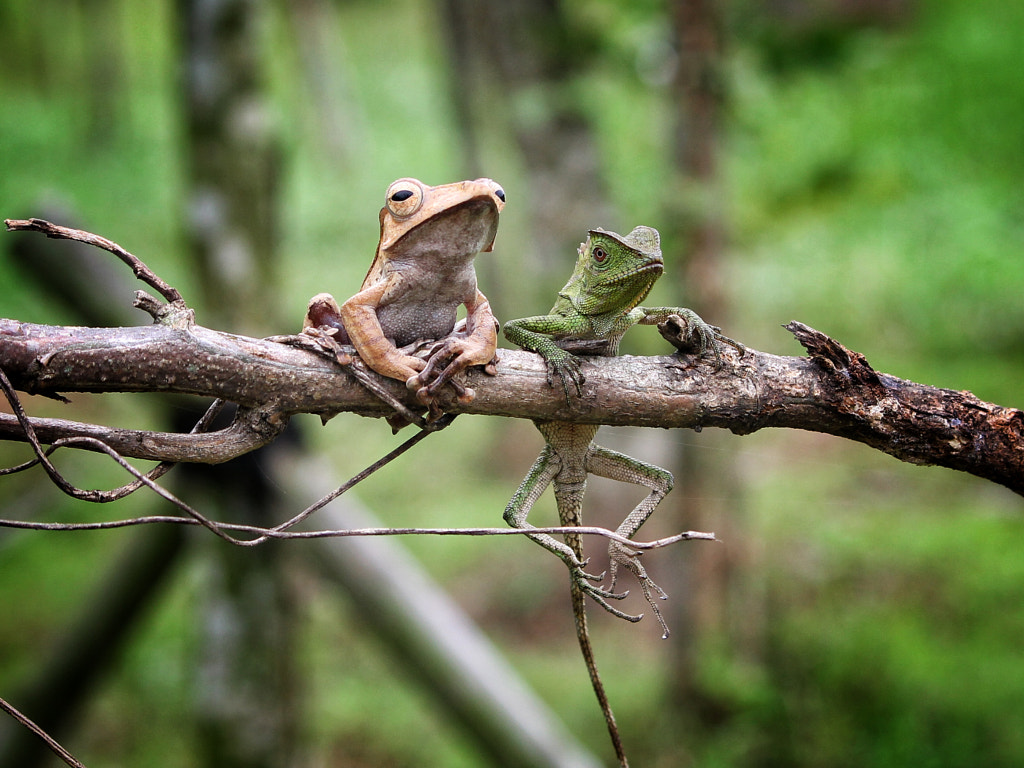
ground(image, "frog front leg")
xmin=409 ymin=289 xmax=498 ymax=404
xmin=340 ymin=276 xmax=428 ymax=383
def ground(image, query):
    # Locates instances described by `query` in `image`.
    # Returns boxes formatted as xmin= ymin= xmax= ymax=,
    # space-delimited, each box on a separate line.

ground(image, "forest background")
xmin=0 ymin=1 xmax=1022 ymax=766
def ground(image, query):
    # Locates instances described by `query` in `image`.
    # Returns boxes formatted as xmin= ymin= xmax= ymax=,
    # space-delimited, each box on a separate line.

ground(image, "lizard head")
xmin=563 ymin=226 xmax=664 ymax=317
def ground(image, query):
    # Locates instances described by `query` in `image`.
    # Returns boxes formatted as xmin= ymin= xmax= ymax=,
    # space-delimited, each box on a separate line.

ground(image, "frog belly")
xmin=377 ymin=302 xmax=459 ymax=346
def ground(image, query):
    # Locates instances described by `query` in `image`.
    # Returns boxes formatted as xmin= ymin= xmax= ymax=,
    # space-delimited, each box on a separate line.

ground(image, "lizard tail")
xmin=571 ymin=580 xmax=629 ymax=768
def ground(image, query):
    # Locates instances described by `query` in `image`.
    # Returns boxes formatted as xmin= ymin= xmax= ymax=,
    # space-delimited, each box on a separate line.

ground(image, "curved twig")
xmin=1 ymin=370 xmax=718 ymax=549
xmin=5 ymin=218 xmax=182 ymax=304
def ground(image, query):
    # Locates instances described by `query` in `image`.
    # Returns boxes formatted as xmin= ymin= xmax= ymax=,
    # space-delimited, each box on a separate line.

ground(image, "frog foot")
xmin=606 ymin=541 xmax=671 ymax=637
xmin=300 ymin=325 xmax=354 ymax=366
xmin=407 ymin=336 xmax=499 ymax=406
xmin=658 ymin=311 xmax=744 ymax=370
xmin=407 ymin=358 xmax=476 ymax=407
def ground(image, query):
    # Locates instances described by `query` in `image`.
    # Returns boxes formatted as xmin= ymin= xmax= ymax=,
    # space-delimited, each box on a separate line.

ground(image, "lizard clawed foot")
xmin=571 ymin=565 xmax=644 ymax=624
xmin=545 ymin=352 xmax=585 ymax=405
xmin=607 ymin=542 xmax=671 ymax=638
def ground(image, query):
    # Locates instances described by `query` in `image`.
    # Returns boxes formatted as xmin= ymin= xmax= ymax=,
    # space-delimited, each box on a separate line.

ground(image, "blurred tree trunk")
xmin=81 ymin=0 xmax=123 ymax=147
xmin=178 ymin=2 xmax=297 ymax=767
xmin=285 ymin=0 xmax=359 ymax=161
xmin=663 ymin=0 xmax=761 ymax=739
xmin=440 ymin=0 xmax=613 ymax=306
xmin=181 ymin=0 xmax=281 ymax=334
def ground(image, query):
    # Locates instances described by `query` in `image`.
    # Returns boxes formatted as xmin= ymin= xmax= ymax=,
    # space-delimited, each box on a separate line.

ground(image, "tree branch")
xmin=0 ymin=315 xmax=1021 ymax=494
xmin=5 ymin=218 xmax=183 ymax=304
xmin=3 ymin=218 xmax=1021 ymax=496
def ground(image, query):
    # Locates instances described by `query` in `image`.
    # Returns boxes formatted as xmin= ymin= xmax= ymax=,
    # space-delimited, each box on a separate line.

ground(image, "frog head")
xmin=363 ymin=177 xmax=506 ymax=285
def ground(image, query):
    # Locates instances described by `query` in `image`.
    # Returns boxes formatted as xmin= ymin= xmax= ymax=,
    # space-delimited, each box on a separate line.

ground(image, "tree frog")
xmin=304 ymin=177 xmax=505 ymax=403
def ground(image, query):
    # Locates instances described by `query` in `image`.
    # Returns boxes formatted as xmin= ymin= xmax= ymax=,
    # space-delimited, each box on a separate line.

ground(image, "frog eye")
xmin=385 ymin=179 xmax=424 ymax=218
xmin=475 ymin=178 xmax=506 ymax=207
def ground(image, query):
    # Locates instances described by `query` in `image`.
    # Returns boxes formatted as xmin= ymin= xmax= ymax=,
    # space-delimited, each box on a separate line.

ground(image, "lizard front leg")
xmin=586 ymin=445 xmax=674 ymax=637
xmin=503 ymin=314 xmax=588 ymax=402
xmin=639 ymin=306 xmax=745 ymax=368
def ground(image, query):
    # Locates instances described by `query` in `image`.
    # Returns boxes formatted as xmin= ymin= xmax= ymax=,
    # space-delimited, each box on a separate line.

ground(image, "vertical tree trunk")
xmin=664 ymin=0 xmax=759 ymax=735
xmin=180 ymin=0 xmax=281 ymax=335
xmin=178 ymin=3 xmax=297 ymax=767
xmin=440 ymin=0 xmax=613 ymax=304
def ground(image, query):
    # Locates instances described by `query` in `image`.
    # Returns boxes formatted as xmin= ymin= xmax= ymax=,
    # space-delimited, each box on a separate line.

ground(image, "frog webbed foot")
xmin=658 ymin=310 xmax=744 ymax=370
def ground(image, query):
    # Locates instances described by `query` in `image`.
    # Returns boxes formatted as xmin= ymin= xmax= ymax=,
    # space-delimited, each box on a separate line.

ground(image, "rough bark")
xmin=1 ymin=316 xmax=1021 ymax=496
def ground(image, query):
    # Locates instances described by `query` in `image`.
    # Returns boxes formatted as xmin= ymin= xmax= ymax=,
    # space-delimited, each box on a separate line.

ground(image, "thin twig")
xmin=0 ymin=366 xmax=241 ymax=542
xmin=0 ymin=696 xmax=87 ymax=768
xmin=0 ymin=514 xmax=714 ymax=549
xmin=4 ymin=218 xmax=183 ymax=304
xmin=236 ymin=414 xmax=456 ymax=545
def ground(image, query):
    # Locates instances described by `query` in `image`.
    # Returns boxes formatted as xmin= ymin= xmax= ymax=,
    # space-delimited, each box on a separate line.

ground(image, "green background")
xmin=0 ymin=1 xmax=1022 ymax=766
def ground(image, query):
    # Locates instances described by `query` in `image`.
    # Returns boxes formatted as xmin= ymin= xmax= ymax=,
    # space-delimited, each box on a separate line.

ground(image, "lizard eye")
xmin=385 ymin=178 xmax=425 ymax=218
xmin=592 ymin=246 xmax=608 ymax=264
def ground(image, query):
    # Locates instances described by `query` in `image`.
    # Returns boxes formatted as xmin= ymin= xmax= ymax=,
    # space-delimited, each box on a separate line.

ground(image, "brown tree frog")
xmin=304 ymin=177 xmax=505 ymax=405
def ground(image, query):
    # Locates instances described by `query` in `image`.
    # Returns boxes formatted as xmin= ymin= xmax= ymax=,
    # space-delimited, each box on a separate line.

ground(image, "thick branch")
xmin=0 ymin=317 xmax=1021 ymax=494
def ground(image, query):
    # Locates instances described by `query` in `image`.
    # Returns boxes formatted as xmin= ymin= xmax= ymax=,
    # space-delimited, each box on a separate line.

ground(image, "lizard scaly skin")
xmin=503 ymin=226 xmax=743 ymax=767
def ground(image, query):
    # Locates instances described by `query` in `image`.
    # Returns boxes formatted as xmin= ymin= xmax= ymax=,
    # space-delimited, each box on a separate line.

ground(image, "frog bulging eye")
xmin=474 ymin=178 xmax=506 ymax=209
xmin=385 ymin=179 xmax=425 ymax=218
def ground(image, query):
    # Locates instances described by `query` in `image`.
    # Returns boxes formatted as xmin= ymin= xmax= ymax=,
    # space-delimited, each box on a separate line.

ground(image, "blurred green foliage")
xmin=0 ymin=0 xmax=1022 ymax=766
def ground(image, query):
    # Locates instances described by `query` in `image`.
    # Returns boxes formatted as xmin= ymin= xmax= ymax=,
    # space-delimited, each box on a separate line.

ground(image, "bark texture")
xmin=1 ymin=316 xmax=1021 ymax=495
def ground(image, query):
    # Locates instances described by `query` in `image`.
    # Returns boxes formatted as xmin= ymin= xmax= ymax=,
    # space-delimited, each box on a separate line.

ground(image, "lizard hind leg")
xmin=504 ymin=445 xmax=635 ymax=617
xmin=586 ymin=445 xmax=675 ymax=637
xmin=503 ymin=446 xmax=590 ymax=572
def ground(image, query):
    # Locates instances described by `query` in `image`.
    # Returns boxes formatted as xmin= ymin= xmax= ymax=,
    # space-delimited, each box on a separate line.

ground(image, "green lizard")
xmin=502 ymin=225 xmax=743 ymax=767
